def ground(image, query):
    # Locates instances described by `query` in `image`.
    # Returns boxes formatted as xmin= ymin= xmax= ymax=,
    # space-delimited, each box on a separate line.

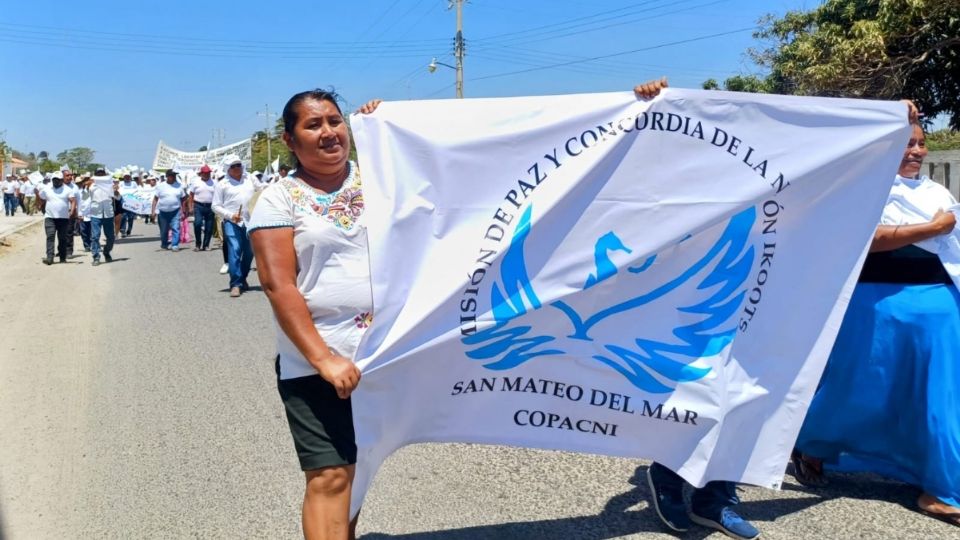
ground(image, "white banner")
xmin=152 ymin=139 xmax=252 ymax=171
xmin=349 ymin=89 xmax=910 ymax=515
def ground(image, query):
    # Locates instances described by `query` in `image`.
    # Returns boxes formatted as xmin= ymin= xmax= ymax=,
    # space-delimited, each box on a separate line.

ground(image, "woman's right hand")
xmin=316 ymin=354 xmax=361 ymax=399
xmin=931 ymin=208 xmax=957 ymax=235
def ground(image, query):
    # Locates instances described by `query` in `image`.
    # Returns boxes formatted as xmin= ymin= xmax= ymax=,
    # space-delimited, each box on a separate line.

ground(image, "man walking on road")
xmin=2 ymin=174 xmax=18 ymax=216
xmin=61 ymin=166 xmax=80 ymax=259
xmin=189 ymin=164 xmax=216 ymax=251
xmin=88 ymin=167 xmax=120 ymax=266
xmin=38 ymin=172 xmax=76 ymax=265
xmin=212 ymin=155 xmax=256 ymax=297
xmin=151 ymin=170 xmax=187 ymax=251
xmin=20 ymin=176 xmax=38 ymax=215
xmin=118 ymin=172 xmax=139 ymax=237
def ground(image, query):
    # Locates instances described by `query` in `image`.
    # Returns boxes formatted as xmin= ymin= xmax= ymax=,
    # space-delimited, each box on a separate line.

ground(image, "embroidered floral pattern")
xmin=354 ymin=312 xmax=373 ymax=329
xmin=283 ymin=163 xmax=364 ymax=230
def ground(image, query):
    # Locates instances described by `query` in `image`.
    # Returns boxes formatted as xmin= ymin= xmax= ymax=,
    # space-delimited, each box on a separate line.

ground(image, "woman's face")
xmin=898 ymin=124 xmax=927 ymax=178
xmin=284 ymin=98 xmax=350 ymax=176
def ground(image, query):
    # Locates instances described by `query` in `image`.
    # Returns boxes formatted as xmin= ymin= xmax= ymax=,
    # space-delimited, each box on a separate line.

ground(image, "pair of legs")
xmin=24 ymin=196 xmax=36 ymax=215
xmin=120 ymin=209 xmax=136 ymax=236
xmin=65 ymin=215 xmax=77 ymax=257
xmin=157 ymin=209 xmax=181 ymax=249
xmin=43 ymin=218 xmax=69 ymax=262
xmin=3 ymin=193 xmax=17 ymax=216
xmin=193 ymin=203 xmax=215 ymax=250
xmin=223 ymin=221 xmax=253 ymax=290
xmin=647 ymin=462 xmax=759 ymax=540
xmin=303 ymin=466 xmax=358 ymax=540
xmin=79 ymin=219 xmax=92 ymax=251
xmin=89 ymin=216 xmax=115 ymax=263
xmin=792 ymin=451 xmax=960 ymax=526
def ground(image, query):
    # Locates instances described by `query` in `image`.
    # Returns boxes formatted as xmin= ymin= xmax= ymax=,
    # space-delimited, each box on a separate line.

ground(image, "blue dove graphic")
xmin=462 ymin=204 xmax=756 ymax=394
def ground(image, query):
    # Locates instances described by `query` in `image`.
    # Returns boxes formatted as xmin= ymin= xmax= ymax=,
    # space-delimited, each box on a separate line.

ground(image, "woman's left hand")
xmin=356 ymin=99 xmax=383 ymax=115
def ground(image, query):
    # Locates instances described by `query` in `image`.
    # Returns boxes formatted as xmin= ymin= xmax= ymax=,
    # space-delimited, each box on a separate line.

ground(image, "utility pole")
xmin=211 ymin=128 xmax=224 ymax=149
xmin=258 ymin=105 xmax=277 ymax=171
xmin=453 ymin=0 xmax=465 ymax=99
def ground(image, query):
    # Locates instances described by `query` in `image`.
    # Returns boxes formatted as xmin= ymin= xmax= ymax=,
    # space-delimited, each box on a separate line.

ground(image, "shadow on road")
xmin=116 ymin=236 xmax=161 ymax=245
xmin=360 ymin=465 xmax=826 ymax=540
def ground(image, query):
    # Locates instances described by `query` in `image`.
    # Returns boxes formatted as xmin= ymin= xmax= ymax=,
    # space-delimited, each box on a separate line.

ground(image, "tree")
xmin=742 ymin=0 xmax=960 ymax=128
xmin=56 ymin=147 xmax=96 ymax=171
xmin=38 ymin=160 xmax=62 ymax=174
xmin=250 ymin=130 xmax=292 ymax=173
xmin=702 ymin=74 xmax=773 ymax=93
xmin=197 ymin=145 xmax=208 ymax=152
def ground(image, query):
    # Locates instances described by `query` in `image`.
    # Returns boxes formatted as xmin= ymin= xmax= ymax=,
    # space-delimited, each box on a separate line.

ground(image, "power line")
xmin=0 ymin=21 xmax=449 ymax=48
xmin=470 ymin=27 xmax=757 ymax=83
xmin=470 ymin=0 xmax=732 ymax=49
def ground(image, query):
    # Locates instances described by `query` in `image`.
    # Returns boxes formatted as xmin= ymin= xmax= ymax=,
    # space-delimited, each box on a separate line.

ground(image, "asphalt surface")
xmin=0 ymin=220 xmax=957 ymax=540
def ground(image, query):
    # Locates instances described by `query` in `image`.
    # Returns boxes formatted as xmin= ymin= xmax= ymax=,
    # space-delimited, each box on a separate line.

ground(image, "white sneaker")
xmin=219 ymin=263 xmax=229 ymax=274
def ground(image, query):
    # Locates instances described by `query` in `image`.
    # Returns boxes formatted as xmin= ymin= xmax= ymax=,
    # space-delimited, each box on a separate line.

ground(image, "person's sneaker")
xmin=230 ymin=286 xmax=241 ymax=298
xmin=647 ymin=465 xmax=691 ymax=532
xmin=42 ymin=257 xmax=53 ymax=266
xmin=104 ymin=253 xmax=113 ymax=263
xmin=689 ymin=506 xmax=760 ymax=540
xmin=92 ymin=259 xmax=100 ymax=267
xmin=171 ymin=246 xmax=180 ymax=252
xmin=219 ymin=263 xmax=229 ymax=274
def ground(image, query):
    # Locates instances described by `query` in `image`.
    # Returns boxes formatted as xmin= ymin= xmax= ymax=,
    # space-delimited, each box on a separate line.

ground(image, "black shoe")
xmin=92 ymin=259 xmax=100 ymax=266
xmin=104 ymin=253 xmax=113 ymax=263
xmin=59 ymin=257 xmax=66 ymax=263
xmin=42 ymin=257 xmax=53 ymax=265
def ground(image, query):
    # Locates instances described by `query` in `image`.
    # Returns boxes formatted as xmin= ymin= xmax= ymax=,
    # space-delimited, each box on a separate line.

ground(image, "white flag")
xmin=349 ymin=89 xmax=910 ymax=515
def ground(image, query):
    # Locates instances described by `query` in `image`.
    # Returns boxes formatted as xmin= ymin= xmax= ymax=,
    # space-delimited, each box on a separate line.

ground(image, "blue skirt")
xmin=796 ymin=282 xmax=960 ymax=507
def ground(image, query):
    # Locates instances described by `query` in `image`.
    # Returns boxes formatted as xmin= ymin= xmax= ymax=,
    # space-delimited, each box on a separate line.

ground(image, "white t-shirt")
xmin=78 ymin=188 xmax=93 ymax=219
xmin=20 ymin=183 xmax=36 ymax=197
xmin=1 ymin=180 xmax=17 ymax=194
xmin=212 ymin=174 xmax=257 ymax=226
xmin=189 ymin=177 xmax=216 ymax=204
xmin=248 ymin=162 xmax=372 ymax=380
xmin=39 ymin=184 xmax=76 ymax=219
xmin=154 ymin=181 xmax=185 ymax=212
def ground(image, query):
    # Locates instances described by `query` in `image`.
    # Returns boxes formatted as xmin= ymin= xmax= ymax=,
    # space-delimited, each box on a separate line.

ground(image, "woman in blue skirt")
xmin=793 ymin=115 xmax=960 ymax=527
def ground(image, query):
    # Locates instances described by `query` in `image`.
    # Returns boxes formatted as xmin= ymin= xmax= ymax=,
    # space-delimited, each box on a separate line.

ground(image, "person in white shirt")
xmin=60 ymin=166 xmax=80 ymax=258
xmin=2 ymin=174 xmax=18 ymax=216
xmin=212 ymin=155 xmax=258 ymax=297
xmin=77 ymin=175 xmax=94 ymax=252
xmin=88 ymin=168 xmax=121 ymax=265
xmin=151 ymin=170 xmax=187 ymax=251
xmin=189 ymin=164 xmax=217 ymax=251
xmin=118 ymin=172 xmax=140 ymax=238
xmin=20 ymin=177 xmax=38 ymax=216
xmin=38 ymin=172 xmax=77 ymax=264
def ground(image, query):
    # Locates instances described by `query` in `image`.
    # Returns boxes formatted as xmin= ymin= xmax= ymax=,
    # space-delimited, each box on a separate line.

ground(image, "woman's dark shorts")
xmin=276 ymin=357 xmax=357 ymax=470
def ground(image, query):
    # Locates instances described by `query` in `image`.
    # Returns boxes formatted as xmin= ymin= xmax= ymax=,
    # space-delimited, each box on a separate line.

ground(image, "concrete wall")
xmin=927 ymin=150 xmax=960 ymax=199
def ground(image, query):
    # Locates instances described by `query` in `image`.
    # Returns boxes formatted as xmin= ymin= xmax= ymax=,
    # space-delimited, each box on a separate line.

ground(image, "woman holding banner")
xmin=249 ymin=89 xmax=379 ymax=540
xmin=794 ymin=115 xmax=960 ymax=527
xmin=250 ymin=80 xmax=678 ymax=539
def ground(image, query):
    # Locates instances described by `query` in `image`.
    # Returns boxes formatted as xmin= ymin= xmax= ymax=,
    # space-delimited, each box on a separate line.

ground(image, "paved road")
xmin=0 ymin=221 xmax=957 ymax=540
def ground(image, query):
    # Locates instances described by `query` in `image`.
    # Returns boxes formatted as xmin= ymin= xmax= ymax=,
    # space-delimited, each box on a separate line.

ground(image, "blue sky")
xmin=0 ymin=0 xmax=818 ymax=168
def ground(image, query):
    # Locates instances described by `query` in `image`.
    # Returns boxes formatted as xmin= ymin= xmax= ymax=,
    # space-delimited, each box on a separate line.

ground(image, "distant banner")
xmin=152 ymin=139 xmax=252 ymax=171
xmin=122 ymin=191 xmax=154 ymax=214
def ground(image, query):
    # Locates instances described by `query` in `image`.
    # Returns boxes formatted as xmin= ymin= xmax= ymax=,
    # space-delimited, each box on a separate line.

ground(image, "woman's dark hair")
xmin=282 ymin=88 xmax=343 ymax=136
